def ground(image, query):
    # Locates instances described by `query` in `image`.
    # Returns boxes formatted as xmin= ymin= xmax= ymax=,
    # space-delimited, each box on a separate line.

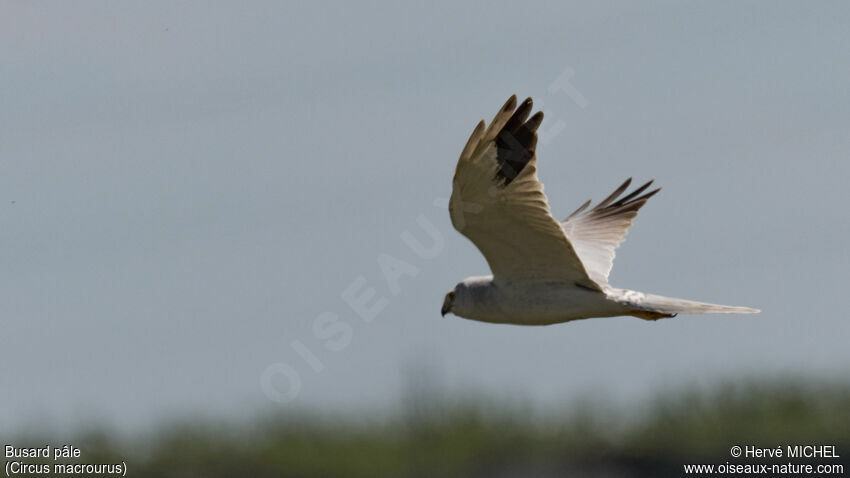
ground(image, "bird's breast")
xmin=463 ymin=281 xmax=623 ymax=325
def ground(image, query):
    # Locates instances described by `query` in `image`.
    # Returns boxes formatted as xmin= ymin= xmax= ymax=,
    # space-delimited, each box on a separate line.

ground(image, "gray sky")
xmin=2 ymin=1 xmax=849 ymax=432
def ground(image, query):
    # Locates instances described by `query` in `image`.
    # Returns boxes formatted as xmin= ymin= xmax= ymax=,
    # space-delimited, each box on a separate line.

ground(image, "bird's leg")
xmin=629 ymin=310 xmax=677 ymax=321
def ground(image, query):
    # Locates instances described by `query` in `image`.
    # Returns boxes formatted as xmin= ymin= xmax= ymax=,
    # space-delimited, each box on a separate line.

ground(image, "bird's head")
xmin=442 ymin=277 xmax=491 ymax=318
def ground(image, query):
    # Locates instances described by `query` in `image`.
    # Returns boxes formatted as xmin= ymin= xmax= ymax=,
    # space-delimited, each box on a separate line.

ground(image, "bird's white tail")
xmin=614 ymin=289 xmax=759 ymax=320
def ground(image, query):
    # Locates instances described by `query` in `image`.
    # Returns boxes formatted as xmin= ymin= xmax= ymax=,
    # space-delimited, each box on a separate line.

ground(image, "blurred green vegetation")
xmin=5 ymin=378 xmax=849 ymax=477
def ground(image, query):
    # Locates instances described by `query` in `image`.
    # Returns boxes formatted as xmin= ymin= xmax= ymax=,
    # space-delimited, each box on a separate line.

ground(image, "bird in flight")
xmin=441 ymin=95 xmax=759 ymax=325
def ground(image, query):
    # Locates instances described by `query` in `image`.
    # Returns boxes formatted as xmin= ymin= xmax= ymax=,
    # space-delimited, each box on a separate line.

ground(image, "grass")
xmin=5 ymin=378 xmax=849 ymax=477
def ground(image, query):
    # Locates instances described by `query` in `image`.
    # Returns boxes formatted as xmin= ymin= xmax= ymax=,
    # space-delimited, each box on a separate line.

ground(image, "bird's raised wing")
xmin=560 ymin=178 xmax=660 ymax=285
xmin=449 ymin=95 xmax=599 ymax=290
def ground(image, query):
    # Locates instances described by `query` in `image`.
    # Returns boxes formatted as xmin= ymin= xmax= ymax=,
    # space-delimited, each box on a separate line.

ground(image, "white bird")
xmin=441 ymin=95 xmax=759 ymax=325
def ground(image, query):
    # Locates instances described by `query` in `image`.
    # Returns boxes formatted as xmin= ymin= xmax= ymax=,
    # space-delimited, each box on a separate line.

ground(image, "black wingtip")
xmin=493 ymin=96 xmax=543 ymax=186
xmin=504 ymin=98 xmax=533 ymax=133
xmin=596 ymin=178 xmax=633 ymax=209
xmin=616 ymin=179 xmax=655 ymax=205
xmin=565 ymin=198 xmax=592 ymax=221
xmin=569 ymin=178 xmax=662 ymax=220
xmin=502 ymin=95 xmax=518 ymax=112
xmin=643 ymin=187 xmax=662 ymax=200
xmin=525 ymin=111 xmax=544 ymax=133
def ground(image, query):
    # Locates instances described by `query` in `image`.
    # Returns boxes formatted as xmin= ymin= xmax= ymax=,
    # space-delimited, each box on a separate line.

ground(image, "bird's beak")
xmin=441 ymin=292 xmax=454 ymax=317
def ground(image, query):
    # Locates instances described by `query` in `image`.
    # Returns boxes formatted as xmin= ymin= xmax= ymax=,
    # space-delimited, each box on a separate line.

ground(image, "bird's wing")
xmin=560 ymin=178 xmax=660 ymax=285
xmin=449 ymin=95 xmax=599 ymax=290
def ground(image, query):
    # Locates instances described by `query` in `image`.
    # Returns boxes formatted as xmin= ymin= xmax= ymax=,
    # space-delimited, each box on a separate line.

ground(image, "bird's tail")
xmin=614 ymin=289 xmax=760 ymax=320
